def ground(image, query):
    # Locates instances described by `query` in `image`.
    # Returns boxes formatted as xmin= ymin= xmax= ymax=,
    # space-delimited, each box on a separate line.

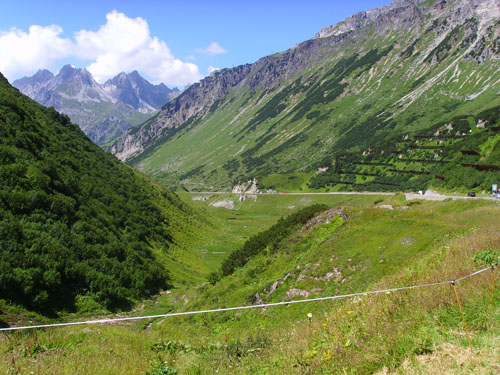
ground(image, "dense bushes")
xmin=0 ymin=73 xmax=192 ymax=312
xmin=308 ymin=105 xmax=500 ymax=192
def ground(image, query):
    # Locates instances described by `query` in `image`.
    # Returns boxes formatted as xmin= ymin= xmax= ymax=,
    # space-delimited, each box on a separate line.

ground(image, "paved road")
xmin=190 ymin=191 xmax=395 ymax=195
xmin=189 ymin=191 xmax=498 ymax=201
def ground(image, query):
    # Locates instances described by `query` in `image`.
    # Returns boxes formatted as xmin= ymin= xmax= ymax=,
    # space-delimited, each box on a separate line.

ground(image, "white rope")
xmin=0 ymin=266 xmax=492 ymax=332
xmin=455 ymin=267 xmax=491 ymax=282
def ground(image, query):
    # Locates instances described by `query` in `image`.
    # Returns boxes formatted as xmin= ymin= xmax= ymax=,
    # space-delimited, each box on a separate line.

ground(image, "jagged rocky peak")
xmin=54 ymin=64 xmax=98 ymax=88
xmin=12 ymin=69 xmax=54 ymax=97
xmin=103 ymin=70 xmax=180 ymax=111
xmin=12 ymin=67 xmax=178 ymax=145
xmin=25 ymin=69 xmax=53 ymax=84
xmin=314 ymin=0 xmax=500 ymax=40
xmin=314 ymin=0 xmax=427 ymax=39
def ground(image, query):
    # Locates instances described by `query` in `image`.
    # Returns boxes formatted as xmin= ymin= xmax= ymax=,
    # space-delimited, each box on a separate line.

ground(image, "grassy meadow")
xmin=1 ymin=194 xmax=498 ymax=374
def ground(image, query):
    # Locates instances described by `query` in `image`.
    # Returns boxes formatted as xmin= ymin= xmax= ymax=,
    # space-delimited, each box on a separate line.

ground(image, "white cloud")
xmin=208 ymin=66 xmax=220 ymax=74
xmin=74 ymin=10 xmax=203 ymax=86
xmin=0 ymin=25 xmax=73 ymax=80
xmin=0 ymin=10 xmax=203 ymax=87
xmin=196 ymin=42 xmax=227 ymax=56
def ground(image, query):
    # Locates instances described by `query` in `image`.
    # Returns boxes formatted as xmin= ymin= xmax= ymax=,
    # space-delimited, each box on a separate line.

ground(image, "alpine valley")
xmin=110 ymin=0 xmax=500 ymax=192
xmin=1 ymin=0 xmax=500 ymax=374
xmin=13 ymin=66 xmax=180 ymax=145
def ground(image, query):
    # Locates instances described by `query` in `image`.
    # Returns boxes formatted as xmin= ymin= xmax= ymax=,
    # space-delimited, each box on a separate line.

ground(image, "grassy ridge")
xmin=132 ymin=199 xmax=500 ymax=374
xmin=217 ymin=204 xmax=328 ymax=278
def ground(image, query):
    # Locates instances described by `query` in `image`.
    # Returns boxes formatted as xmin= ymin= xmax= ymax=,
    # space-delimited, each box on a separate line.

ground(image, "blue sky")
xmin=0 ymin=0 xmax=391 ymax=88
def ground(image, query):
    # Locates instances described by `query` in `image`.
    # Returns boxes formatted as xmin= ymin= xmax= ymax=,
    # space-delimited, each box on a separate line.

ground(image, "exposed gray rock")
xmin=13 ymin=66 xmax=178 ymax=144
xmin=315 ymin=268 xmax=343 ymax=282
xmin=299 ymin=208 xmax=346 ymax=232
xmin=209 ymin=199 xmax=235 ymax=210
xmin=192 ymin=195 xmax=211 ymax=201
xmin=239 ymin=194 xmax=257 ymax=202
xmin=314 ymin=0 xmax=426 ymax=39
xmin=267 ymin=273 xmax=293 ymax=295
xmin=232 ymin=179 xmax=259 ymax=194
xmin=285 ymin=288 xmax=310 ymax=299
xmin=401 ymin=237 xmax=416 ymax=246
xmin=109 ymin=0 xmax=500 ymax=168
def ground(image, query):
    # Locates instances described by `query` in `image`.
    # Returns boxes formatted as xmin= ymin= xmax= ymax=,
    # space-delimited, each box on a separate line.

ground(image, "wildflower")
xmin=322 ymin=323 xmax=328 ymax=327
xmin=323 ymin=349 xmax=332 ymax=361
xmin=304 ymin=350 xmax=317 ymax=359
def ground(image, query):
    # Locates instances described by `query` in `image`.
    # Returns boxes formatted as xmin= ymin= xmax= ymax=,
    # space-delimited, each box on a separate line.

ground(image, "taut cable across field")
xmin=0 ymin=265 xmax=495 ymax=332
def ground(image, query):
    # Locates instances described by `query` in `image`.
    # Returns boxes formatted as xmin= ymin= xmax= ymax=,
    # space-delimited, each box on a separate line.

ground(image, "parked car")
xmin=467 ymin=192 xmax=476 ymax=197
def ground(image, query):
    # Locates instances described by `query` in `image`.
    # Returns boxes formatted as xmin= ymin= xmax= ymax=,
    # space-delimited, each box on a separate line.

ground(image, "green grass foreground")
xmin=1 ymin=197 xmax=498 ymax=374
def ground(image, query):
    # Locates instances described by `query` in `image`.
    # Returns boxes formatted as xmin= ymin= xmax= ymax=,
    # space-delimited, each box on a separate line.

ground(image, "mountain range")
xmin=109 ymin=0 xmax=500 ymax=191
xmin=13 ymin=66 xmax=179 ymax=145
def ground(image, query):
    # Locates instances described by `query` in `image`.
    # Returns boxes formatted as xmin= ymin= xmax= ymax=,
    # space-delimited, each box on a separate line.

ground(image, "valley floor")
xmin=1 ymin=194 xmax=499 ymax=374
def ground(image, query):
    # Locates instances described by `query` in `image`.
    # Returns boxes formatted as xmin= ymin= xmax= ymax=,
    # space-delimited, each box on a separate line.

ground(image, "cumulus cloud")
xmin=0 ymin=10 xmax=203 ymax=87
xmin=74 ymin=11 xmax=202 ymax=86
xmin=208 ymin=66 xmax=220 ymax=74
xmin=0 ymin=25 xmax=73 ymax=79
xmin=196 ymin=42 xmax=227 ymax=56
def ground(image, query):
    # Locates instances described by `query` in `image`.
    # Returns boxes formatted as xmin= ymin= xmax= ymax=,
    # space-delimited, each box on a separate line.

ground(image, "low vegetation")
xmin=216 ymin=204 xmax=328 ymax=279
xmin=1 ymin=196 xmax=497 ymax=374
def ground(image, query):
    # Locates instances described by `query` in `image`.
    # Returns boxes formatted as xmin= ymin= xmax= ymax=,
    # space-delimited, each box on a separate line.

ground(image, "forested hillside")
xmin=0 ymin=73 xmax=201 ymax=313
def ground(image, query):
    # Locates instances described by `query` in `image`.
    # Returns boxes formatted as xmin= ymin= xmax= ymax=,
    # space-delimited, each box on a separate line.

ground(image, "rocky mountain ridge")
xmin=111 ymin=0 xmax=500 ymax=190
xmin=13 ymin=66 xmax=179 ymax=144
xmin=110 ymin=0 xmax=430 ymax=161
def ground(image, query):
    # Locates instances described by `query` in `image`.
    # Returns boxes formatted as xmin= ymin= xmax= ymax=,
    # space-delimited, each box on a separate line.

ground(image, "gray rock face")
xmin=103 ymin=70 xmax=179 ymax=112
xmin=110 ymin=0 xmax=500 ymax=162
xmin=13 ymin=66 xmax=179 ymax=144
xmin=314 ymin=0 xmax=426 ymax=39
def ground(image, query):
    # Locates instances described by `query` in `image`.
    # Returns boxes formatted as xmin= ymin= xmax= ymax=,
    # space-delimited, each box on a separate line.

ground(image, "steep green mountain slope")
xmin=0 ymin=73 xmax=204 ymax=313
xmin=306 ymin=105 xmax=500 ymax=192
xmin=111 ymin=0 xmax=500 ymax=191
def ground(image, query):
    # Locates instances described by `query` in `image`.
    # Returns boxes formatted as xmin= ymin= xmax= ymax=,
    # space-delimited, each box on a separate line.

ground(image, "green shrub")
xmin=220 ymin=204 xmax=328 ymax=276
xmin=473 ymin=250 xmax=499 ymax=266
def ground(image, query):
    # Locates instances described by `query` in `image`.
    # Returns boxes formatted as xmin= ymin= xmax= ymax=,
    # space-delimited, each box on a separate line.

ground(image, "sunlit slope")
xmin=145 ymin=199 xmax=499 ymax=374
xmin=114 ymin=0 xmax=500 ymax=190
